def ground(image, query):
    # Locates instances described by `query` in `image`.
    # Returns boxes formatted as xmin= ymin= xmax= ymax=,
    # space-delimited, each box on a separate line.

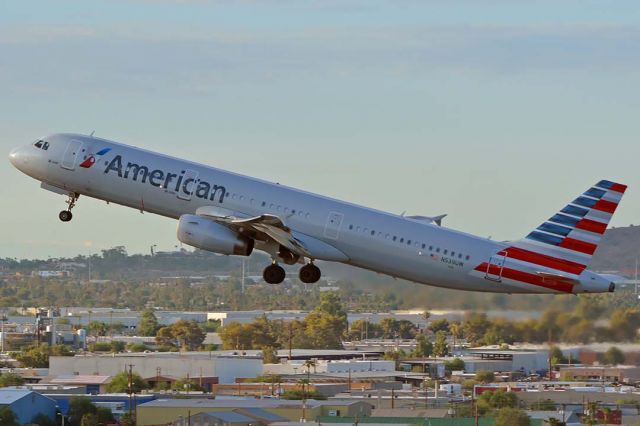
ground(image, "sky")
xmin=1 ymin=0 xmax=639 ymax=259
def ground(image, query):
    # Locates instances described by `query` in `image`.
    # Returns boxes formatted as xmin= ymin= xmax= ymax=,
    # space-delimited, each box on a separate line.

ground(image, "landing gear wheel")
xmin=263 ymin=263 xmax=286 ymax=284
xmin=299 ymin=263 xmax=321 ymax=284
xmin=60 ymin=193 xmax=79 ymax=222
xmin=59 ymin=210 xmax=73 ymax=222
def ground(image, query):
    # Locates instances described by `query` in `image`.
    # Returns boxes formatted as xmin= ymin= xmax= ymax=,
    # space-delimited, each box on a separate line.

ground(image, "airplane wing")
xmin=195 ymin=206 xmax=348 ymax=261
xmin=232 ymin=214 xmax=311 ymax=257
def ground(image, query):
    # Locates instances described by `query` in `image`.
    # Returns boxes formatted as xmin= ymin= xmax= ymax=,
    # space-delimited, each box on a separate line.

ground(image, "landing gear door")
xmin=177 ymin=169 xmax=199 ymax=201
xmin=485 ymin=253 xmax=506 ymax=282
xmin=323 ymin=211 xmax=344 ymax=240
xmin=61 ymin=140 xmax=83 ymax=170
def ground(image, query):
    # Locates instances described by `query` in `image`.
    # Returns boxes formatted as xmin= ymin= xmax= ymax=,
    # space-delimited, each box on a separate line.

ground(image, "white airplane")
xmin=9 ymin=134 xmax=626 ymax=294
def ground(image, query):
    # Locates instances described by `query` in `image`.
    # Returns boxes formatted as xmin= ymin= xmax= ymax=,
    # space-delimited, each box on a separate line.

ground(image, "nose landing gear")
xmin=59 ymin=193 xmax=79 ymax=222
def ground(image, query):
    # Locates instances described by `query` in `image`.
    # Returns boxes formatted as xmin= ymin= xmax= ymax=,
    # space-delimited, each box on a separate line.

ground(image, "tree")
xmin=171 ymin=320 xmax=206 ymax=350
xmin=444 ymin=358 xmax=465 ymax=375
xmin=173 ymin=378 xmax=205 ymax=392
xmin=0 ymin=372 xmax=25 ymax=387
xmin=105 ymin=371 xmax=148 ymax=393
xmin=549 ymin=345 xmax=567 ymax=368
xmin=494 ymin=407 xmax=530 ymax=426
xmin=413 ymin=334 xmax=433 ymax=357
xmin=32 ymin=413 xmax=57 ymax=426
xmin=429 ymin=318 xmax=450 ymax=334
xmin=15 ymin=344 xmax=51 ymax=367
xmin=155 ymin=320 xmax=205 ymax=350
xmin=603 ymin=346 xmax=625 ymax=366
xmin=450 ymin=322 xmax=462 ymax=352
xmin=68 ymin=396 xmax=97 ymax=426
xmin=96 ymin=407 xmax=115 ymax=424
xmin=475 ymin=370 xmax=495 ymax=384
xmin=432 ymin=331 xmax=449 ymax=357
xmin=138 ymin=308 xmax=159 ymax=336
xmin=0 ymin=407 xmax=18 ymax=426
xmin=479 ymin=389 xmax=518 ymax=410
xmin=80 ymin=413 xmax=97 ymax=426
xmin=262 ymin=346 xmax=279 ymax=364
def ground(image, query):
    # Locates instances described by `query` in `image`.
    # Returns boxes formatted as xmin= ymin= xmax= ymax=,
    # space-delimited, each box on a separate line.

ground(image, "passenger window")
xmin=436 ymin=248 xmax=440 ymax=253
xmin=451 ymin=251 xmax=455 ymax=257
xmin=458 ymin=253 xmax=463 ymax=259
xmin=465 ymin=255 xmax=470 ymax=260
xmin=429 ymin=246 xmax=433 ymax=251
xmin=444 ymin=249 xmax=448 ymax=255
xmin=407 ymin=240 xmax=411 ymax=245
xmin=393 ymin=236 xmax=397 ymax=241
xmin=422 ymin=243 xmax=426 ymax=249
xmin=292 ymin=209 xmax=296 ymax=214
xmin=349 ymin=225 xmax=353 ymax=230
xmin=262 ymin=201 xmax=266 ymax=207
xmin=400 ymin=238 xmax=404 ymax=243
xmin=371 ymin=230 xmax=375 ymax=236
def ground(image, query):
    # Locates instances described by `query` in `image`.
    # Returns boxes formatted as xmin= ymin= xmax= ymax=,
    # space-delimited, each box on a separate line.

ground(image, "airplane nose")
xmin=8 ymin=147 xmax=21 ymax=168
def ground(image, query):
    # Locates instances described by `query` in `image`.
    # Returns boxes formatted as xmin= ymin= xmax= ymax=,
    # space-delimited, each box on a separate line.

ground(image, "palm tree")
xmin=450 ymin=323 xmax=461 ymax=353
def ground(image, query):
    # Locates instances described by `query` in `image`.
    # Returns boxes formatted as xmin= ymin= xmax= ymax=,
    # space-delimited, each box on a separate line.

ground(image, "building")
xmin=172 ymin=409 xmax=288 ymax=426
xmin=559 ymin=365 xmax=640 ymax=383
xmin=136 ymin=398 xmax=373 ymax=426
xmin=0 ymin=389 xmax=57 ymax=425
xmin=50 ymin=352 xmax=263 ymax=384
xmin=42 ymin=374 xmax=112 ymax=394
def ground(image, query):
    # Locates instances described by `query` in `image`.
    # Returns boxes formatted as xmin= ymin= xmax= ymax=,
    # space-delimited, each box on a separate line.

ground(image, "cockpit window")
xmin=33 ymin=140 xmax=49 ymax=150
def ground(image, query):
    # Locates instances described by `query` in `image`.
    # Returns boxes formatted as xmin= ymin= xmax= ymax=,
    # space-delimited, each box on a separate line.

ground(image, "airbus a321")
xmin=9 ymin=134 xmax=626 ymax=294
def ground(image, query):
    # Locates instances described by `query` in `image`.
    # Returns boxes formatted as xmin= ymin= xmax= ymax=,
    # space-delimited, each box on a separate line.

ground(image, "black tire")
xmin=59 ymin=210 xmax=73 ymax=222
xmin=299 ymin=264 xmax=321 ymax=284
xmin=263 ymin=264 xmax=286 ymax=284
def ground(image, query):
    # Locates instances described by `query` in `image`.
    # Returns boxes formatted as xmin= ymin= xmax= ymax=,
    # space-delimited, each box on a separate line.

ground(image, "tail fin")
xmin=510 ymin=180 xmax=627 ymax=274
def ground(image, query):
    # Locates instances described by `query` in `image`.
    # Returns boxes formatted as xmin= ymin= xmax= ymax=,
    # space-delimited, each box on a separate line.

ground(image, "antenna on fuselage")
xmin=89 ymin=130 xmax=95 ymax=137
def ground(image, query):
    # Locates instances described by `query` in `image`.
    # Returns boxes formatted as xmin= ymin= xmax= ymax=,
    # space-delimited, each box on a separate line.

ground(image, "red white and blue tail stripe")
xmin=513 ymin=179 xmax=626 ymax=273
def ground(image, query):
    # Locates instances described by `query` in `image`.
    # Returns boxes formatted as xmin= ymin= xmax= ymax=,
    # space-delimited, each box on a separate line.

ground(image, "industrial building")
xmin=136 ymin=398 xmax=373 ymax=425
xmin=50 ymin=352 xmax=263 ymax=384
xmin=0 ymin=389 xmax=57 ymax=425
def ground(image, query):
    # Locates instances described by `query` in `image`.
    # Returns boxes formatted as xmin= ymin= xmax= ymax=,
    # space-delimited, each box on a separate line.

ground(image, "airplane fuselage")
xmin=9 ymin=133 xmax=616 ymax=294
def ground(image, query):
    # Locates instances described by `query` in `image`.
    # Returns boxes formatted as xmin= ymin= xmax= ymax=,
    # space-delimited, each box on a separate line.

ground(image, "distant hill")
xmin=591 ymin=225 xmax=640 ymax=276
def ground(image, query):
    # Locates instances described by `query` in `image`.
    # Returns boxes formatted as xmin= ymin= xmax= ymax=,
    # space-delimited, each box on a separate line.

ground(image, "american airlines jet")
xmin=9 ymin=134 xmax=626 ymax=294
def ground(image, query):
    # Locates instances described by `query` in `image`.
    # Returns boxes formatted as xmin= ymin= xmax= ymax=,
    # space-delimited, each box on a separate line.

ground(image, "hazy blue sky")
xmin=1 ymin=1 xmax=639 ymax=258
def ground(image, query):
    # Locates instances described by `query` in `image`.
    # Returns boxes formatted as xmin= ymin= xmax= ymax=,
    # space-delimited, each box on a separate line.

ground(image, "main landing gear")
xmin=263 ymin=262 xmax=286 ymax=284
xmin=59 ymin=193 xmax=79 ymax=222
xmin=299 ymin=262 xmax=321 ymax=284
xmin=262 ymin=261 xmax=322 ymax=285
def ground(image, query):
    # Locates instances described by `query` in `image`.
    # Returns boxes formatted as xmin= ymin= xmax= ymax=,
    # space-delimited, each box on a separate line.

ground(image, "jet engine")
xmin=177 ymin=214 xmax=254 ymax=256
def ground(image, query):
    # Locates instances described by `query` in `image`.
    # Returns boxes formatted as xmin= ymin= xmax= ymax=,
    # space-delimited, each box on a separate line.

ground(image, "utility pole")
xmin=288 ymin=322 xmax=293 ymax=360
xmin=241 ymin=258 xmax=246 ymax=294
xmin=127 ymin=364 xmax=135 ymax=425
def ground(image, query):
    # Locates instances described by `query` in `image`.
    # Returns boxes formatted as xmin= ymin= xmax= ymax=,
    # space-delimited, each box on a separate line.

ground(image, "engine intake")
xmin=177 ymin=214 xmax=254 ymax=256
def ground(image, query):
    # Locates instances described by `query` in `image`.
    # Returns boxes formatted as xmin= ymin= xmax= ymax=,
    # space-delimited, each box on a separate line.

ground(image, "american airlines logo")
xmin=103 ymin=155 xmax=227 ymax=202
xmin=80 ymin=148 xmax=111 ymax=168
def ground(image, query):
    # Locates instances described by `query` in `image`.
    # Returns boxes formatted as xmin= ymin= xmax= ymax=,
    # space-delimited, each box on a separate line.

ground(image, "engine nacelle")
xmin=177 ymin=214 xmax=254 ymax=256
